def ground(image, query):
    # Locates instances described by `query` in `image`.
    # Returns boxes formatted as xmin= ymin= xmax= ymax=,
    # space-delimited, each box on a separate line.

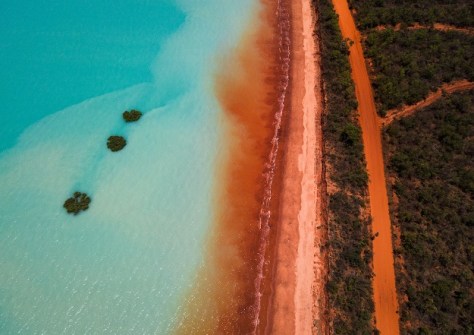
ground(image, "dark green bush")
xmin=340 ymin=123 xmax=362 ymax=146
xmin=384 ymin=92 xmax=474 ymax=334
xmin=364 ymin=29 xmax=474 ymax=113
xmin=63 ymin=192 xmax=91 ymax=215
xmin=107 ymin=136 xmax=127 ymax=152
xmin=123 ymin=109 xmax=142 ymax=122
xmin=349 ymin=0 xmax=474 ymax=30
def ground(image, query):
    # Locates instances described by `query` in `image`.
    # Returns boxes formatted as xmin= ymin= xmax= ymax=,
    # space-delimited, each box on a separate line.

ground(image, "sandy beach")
xmin=265 ymin=0 xmax=326 ymax=333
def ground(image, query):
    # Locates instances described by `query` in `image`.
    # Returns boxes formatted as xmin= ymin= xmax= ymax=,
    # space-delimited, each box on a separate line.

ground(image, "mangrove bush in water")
xmin=123 ymin=109 xmax=142 ymax=122
xmin=107 ymin=136 xmax=127 ymax=152
xmin=63 ymin=192 xmax=91 ymax=215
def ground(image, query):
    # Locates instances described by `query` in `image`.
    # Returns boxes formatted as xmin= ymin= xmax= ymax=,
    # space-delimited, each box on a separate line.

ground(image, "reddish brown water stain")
xmin=173 ymin=0 xmax=290 ymax=334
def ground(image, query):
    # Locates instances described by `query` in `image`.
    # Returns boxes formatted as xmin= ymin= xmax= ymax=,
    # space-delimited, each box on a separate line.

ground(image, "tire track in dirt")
xmin=382 ymin=80 xmax=474 ymax=126
xmin=374 ymin=23 xmax=474 ymax=36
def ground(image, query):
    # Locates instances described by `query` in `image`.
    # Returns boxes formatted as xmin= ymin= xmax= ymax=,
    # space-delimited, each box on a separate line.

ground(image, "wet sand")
xmin=264 ymin=0 xmax=326 ymax=333
xmin=331 ymin=0 xmax=400 ymax=334
xmin=383 ymin=80 xmax=474 ymax=126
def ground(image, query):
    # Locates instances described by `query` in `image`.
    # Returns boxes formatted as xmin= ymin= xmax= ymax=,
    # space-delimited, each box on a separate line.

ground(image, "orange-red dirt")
xmin=331 ymin=0 xmax=400 ymax=334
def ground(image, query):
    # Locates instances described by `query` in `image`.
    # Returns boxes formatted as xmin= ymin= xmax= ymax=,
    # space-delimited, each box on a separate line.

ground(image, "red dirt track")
xmin=331 ymin=0 xmax=400 ymax=334
xmin=375 ymin=23 xmax=474 ymax=35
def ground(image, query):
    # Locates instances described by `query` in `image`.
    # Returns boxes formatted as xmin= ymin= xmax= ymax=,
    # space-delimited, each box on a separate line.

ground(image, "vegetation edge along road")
xmin=314 ymin=0 xmax=375 ymax=333
xmin=331 ymin=0 xmax=400 ymax=333
xmin=344 ymin=1 xmax=473 ymax=333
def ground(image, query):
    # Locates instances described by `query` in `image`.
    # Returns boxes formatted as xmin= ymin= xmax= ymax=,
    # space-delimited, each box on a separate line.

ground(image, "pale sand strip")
xmin=295 ymin=0 xmax=326 ymax=334
xmin=265 ymin=0 xmax=325 ymax=333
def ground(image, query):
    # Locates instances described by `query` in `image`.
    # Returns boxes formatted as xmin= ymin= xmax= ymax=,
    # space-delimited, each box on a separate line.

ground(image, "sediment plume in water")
xmin=173 ymin=0 xmax=290 ymax=333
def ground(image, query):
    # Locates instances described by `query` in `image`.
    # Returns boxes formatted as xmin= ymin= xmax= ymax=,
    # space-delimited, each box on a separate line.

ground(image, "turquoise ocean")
xmin=0 ymin=0 xmax=258 ymax=333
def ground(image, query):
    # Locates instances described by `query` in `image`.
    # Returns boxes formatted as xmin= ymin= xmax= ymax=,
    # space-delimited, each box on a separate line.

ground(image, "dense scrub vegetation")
xmin=348 ymin=0 xmax=474 ymax=30
xmin=63 ymin=192 xmax=91 ymax=215
xmin=107 ymin=135 xmax=127 ymax=152
xmin=314 ymin=0 xmax=374 ymax=333
xmin=346 ymin=1 xmax=474 ymax=333
xmin=384 ymin=91 xmax=474 ymax=334
xmin=363 ymin=29 xmax=474 ymax=115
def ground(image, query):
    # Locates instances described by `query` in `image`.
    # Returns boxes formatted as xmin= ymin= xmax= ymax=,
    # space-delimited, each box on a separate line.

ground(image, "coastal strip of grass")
xmin=384 ymin=91 xmax=474 ymax=334
xmin=313 ymin=0 xmax=375 ymax=333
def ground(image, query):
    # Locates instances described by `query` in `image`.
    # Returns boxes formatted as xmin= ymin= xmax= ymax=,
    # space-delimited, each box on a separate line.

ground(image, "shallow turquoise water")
xmin=0 ymin=0 xmax=257 ymax=333
xmin=0 ymin=0 xmax=183 ymax=151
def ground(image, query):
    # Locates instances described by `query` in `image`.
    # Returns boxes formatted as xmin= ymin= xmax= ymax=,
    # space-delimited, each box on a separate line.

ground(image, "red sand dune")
xmin=332 ymin=0 xmax=400 ymax=334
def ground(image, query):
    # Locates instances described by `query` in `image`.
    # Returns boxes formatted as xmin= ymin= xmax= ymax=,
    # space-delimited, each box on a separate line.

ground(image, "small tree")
xmin=63 ymin=192 xmax=91 ymax=215
xmin=340 ymin=123 xmax=362 ymax=146
xmin=107 ymin=136 xmax=127 ymax=152
xmin=123 ymin=109 xmax=142 ymax=122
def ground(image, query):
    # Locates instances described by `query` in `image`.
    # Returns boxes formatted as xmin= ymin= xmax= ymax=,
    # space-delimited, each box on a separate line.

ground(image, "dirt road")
xmin=331 ymin=1 xmax=400 ymax=334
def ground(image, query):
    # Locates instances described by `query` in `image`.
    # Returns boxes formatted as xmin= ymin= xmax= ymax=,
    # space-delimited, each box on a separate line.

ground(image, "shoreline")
xmin=174 ymin=0 xmax=292 ymax=333
xmin=173 ymin=0 xmax=328 ymax=331
xmin=264 ymin=0 xmax=326 ymax=333
xmin=172 ymin=0 xmax=327 ymax=332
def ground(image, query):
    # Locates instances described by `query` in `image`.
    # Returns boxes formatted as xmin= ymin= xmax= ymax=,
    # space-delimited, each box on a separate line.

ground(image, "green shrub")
xmin=349 ymin=0 xmax=474 ymax=30
xmin=123 ymin=109 xmax=142 ymax=122
xmin=384 ymin=92 xmax=474 ymax=334
xmin=63 ymin=192 xmax=91 ymax=215
xmin=107 ymin=136 xmax=127 ymax=152
xmin=340 ymin=123 xmax=362 ymax=146
xmin=364 ymin=29 xmax=474 ymax=114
